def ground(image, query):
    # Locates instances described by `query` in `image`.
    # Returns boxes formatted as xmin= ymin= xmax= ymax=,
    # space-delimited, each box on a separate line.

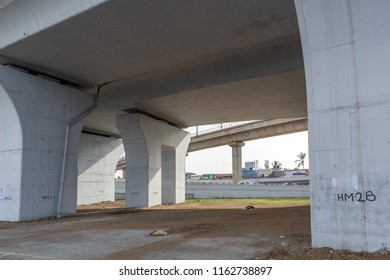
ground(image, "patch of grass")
xmin=186 ymin=197 xmax=310 ymax=206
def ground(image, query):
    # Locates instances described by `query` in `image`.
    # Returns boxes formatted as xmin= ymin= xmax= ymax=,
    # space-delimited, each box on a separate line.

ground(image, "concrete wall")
xmin=296 ymin=0 xmax=390 ymax=252
xmin=77 ymin=133 xmax=124 ymax=205
xmin=115 ymin=180 xmax=125 ymax=200
xmin=115 ymin=181 xmax=309 ymax=200
xmin=0 ymin=66 xmax=94 ymax=221
xmin=186 ymin=183 xmax=309 ymax=199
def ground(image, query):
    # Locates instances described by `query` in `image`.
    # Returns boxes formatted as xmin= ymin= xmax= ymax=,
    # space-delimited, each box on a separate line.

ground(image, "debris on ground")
xmin=246 ymin=205 xmax=255 ymax=210
xmin=148 ymin=230 xmax=167 ymax=237
xmin=375 ymin=246 xmax=390 ymax=255
xmin=74 ymin=201 xmax=390 ymax=260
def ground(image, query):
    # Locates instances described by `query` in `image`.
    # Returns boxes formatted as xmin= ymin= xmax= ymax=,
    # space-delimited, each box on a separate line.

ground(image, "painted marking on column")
xmin=335 ymin=190 xmax=377 ymax=202
xmin=41 ymin=195 xmax=56 ymax=200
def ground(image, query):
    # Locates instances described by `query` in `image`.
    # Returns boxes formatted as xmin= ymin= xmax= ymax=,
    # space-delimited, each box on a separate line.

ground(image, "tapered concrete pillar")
xmin=229 ymin=141 xmax=245 ymax=183
xmin=0 ymin=66 xmax=94 ymax=221
xmin=296 ymin=0 xmax=390 ymax=252
xmin=121 ymin=168 xmax=126 ymax=180
xmin=116 ymin=113 xmax=190 ymax=208
xmin=77 ymin=133 xmax=124 ymax=205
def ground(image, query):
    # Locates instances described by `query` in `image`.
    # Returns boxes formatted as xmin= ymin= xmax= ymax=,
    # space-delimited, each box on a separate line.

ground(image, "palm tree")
xmin=295 ymin=152 xmax=306 ymax=169
xmin=271 ymin=160 xmax=282 ymax=169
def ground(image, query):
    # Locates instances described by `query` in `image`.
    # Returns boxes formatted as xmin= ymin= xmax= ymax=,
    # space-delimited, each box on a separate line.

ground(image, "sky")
xmin=184 ymin=125 xmax=309 ymax=175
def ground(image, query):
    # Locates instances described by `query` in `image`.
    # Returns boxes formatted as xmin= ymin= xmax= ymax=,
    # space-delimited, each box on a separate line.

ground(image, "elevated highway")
xmin=188 ymin=118 xmax=307 ymax=152
xmin=1 ymin=0 xmax=390 ymax=252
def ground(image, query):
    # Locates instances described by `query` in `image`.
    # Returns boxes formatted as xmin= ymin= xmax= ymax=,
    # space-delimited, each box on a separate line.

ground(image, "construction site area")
xmin=1 ymin=198 xmax=389 ymax=260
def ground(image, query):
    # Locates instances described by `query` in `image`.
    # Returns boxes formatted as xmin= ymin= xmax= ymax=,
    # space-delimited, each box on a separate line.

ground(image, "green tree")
xmin=271 ymin=160 xmax=282 ymax=169
xmin=295 ymin=152 xmax=306 ymax=169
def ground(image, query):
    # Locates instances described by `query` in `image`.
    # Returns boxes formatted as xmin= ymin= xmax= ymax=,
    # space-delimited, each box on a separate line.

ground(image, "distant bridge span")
xmin=188 ymin=118 xmax=308 ymax=152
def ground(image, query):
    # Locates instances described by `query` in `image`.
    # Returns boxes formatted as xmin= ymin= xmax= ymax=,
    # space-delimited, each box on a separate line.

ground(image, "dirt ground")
xmin=1 ymin=199 xmax=389 ymax=260
xmin=77 ymin=199 xmax=390 ymax=260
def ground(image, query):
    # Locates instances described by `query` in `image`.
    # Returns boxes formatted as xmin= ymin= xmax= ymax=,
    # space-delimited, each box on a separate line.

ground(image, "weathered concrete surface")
xmin=0 ymin=66 xmax=94 ymax=221
xmin=296 ymin=0 xmax=390 ymax=252
xmin=77 ymin=133 xmax=124 ymax=205
xmin=116 ymin=114 xmax=190 ymax=208
xmin=0 ymin=0 xmax=108 ymax=50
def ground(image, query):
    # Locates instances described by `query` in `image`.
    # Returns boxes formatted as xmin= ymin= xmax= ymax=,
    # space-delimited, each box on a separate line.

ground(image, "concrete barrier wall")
xmin=115 ymin=181 xmax=126 ymax=200
xmin=115 ymin=181 xmax=309 ymax=200
xmin=185 ymin=183 xmax=309 ymax=199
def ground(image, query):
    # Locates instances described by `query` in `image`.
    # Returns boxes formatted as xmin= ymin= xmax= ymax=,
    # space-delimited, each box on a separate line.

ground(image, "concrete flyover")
xmin=188 ymin=118 xmax=308 ymax=152
xmin=1 ymin=0 xmax=390 ymax=253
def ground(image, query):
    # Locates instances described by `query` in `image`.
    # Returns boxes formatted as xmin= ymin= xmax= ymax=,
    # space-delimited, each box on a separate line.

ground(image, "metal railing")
xmin=191 ymin=120 xmax=258 ymax=137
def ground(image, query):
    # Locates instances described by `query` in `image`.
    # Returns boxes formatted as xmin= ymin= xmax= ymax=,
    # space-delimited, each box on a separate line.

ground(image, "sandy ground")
xmin=0 ymin=199 xmax=389 ymax=260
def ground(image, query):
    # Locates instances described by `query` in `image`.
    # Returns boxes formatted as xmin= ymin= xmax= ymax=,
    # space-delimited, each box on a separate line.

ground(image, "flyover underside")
xmin=0 ymin=0 xmax=389 ymax=254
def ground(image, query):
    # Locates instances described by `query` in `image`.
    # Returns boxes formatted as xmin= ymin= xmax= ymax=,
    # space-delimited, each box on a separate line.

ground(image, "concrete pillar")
xmin=0 ymin=66 xmax=94 ymax=221
xmin=116 ymin=113 xmax=190 ymax=208
xmin=296 ymin=0 xmax=390 ymax=252
xmin=77 ymin=133 xmax=124 ymax=205
xmin=121 ymin=168 xmax=126 ymax=180
xmin=229 ymin=141 xmax=245 ymax=183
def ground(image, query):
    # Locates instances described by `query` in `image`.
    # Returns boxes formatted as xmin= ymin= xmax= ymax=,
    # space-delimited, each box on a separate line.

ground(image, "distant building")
xmin=284 ymin=169 xmax=309 ymax=177
xmin=212 ymin=173 xmax=233 ymax=180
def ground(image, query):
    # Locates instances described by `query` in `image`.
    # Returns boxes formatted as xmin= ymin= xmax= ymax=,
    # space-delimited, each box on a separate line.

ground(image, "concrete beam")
xmin=0 ymin=0 xmax=108 ymax=49
xmin=188 ymin=118 xmax=307 ymax=152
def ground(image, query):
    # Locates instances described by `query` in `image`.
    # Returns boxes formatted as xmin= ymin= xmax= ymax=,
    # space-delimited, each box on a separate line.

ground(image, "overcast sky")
xmin=185 ymin=125 xmax=309 ymax=175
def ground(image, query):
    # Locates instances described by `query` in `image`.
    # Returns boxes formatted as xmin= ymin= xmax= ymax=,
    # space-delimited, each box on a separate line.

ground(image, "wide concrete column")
xmin=77 ymin=133 xmax=124 ymax=205
xmin=116 ymin=113 xmax=190 ymax=208
xmin=229 ymin=141 xmax=245 ymax=183
xmin=0 ymin=66 xmax=94 ymax=221
xmin=296 ymin=0 xmax=390 ymax=251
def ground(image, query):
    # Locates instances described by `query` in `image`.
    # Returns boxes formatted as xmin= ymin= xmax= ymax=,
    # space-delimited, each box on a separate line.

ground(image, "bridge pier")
xmin=0 ymin=66 xmax=94 ymax=221
xmin=296 ymin=0 xmax=390 ymax=251
xmin=229 ymin=141 xmax=245 ymax=183
xmin=116 ymin=113 xmax=190 ymax=208
xmin=77 ymin=133 xmax=124 ymax=205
